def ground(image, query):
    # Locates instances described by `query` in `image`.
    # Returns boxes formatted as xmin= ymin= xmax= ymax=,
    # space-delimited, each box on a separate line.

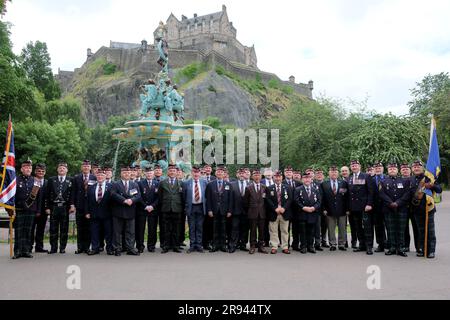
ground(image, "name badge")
xmin=397 ymin=183 xmax=404 ymax=189
xmin=339 ymin=188 xmax=347 ymax=194
xmin=34 ymin=181 xmax=41 ymax=187
xmin=354 ymin=179 xmax=366 ymax=185
xmin=262 ymin=193 xmax=266 ymax=198
xmin=270 ymin=191 xmax=275 ymax=196
xmin=130 ymin=188 xmax=138 ymax=196
xmin=155 ymin=188 xmax=158 ymax=192
xmin=88 ymin=180 xmax=96 ymax=186
xmin=225 ymin=185 xmax=230 ymax=190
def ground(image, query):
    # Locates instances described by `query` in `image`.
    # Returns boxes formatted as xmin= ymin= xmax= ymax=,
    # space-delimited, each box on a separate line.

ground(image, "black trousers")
xmin=363 ymin=207 xmax=387 ymax=249
xmin=348 ymin=213 xmax=358 ymax=246
xmin=158 ymin=215 xmax=165 ymax=248
xmin=314 ymin=214 xmax=328 ymax=246
xmin=49 ymin=207 xmax=69 ymax=251
xmin=112 ymin=217 xmax=135 ymax=252
xmin=350 ymin=211 xmax=366 ymax=249
xmin=76 ymin=212 xmax=91 ymax=252
xmin=90 ymin=217 xmax=113 ymax=252
xmin=238 ymin=214 xmax=249 ymax=248
xmin=213 ymin=214 xmax=227 ymax=249
xmin=14 ymin=210 xmax=35 ymax=256
xmin=135 ymin=212 xmax=159 ymax=250
xmin=249 ymin=217 xmax=265 ymax=248
xmin=226 ymin=215 xmax=240 ymax=249
xmin=405 ymin=209 xmax=419 ymax=251
xmin=290 ymin=215 xmax=299 ymax=249
xmin=31 ymin=213 xmax=47 ymax=251
xmin=202 ymin=215 xmax=214 ymax=248
xmin=299 ymin=220 xmax=315 ymax=249
xmin=179 ymin=212 xmax=186 ymax=245
xmin=162 ymin=211 xmax=181 ymax=250
xmin=263 ymin=218 xmax=270 ymax=245
xmin=373 ymin=204 xmax=388 ymax=248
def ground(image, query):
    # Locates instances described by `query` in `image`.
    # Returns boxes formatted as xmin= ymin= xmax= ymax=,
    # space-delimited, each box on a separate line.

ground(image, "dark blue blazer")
xmin=72 ymin=173 xmax=97 ymax=212
xmin=138 ymin=179 xmax=159 ymax=216
xmin=111 ymin=180 xmax=141 ymax=219
xmin=320 ymin=179 xmax=349 ymax=217
xmin=294 ymin=184 xmax=322 ymax=224
xmin=206 ymin=180 xmax=233 ymax=215
xmin=347 ymin=172 xmax=374 ymax=212
xmin=183 ymin=178 xmax=207 ymax=216
xmin=86 ymin=182 xmax=112 ymax=219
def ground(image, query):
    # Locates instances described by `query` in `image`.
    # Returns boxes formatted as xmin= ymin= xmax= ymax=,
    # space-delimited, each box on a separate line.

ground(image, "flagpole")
xmin=1 ymin=115 xmax=14 ymax=258
xmin=424 ymin=205 xmax=429 ymax=258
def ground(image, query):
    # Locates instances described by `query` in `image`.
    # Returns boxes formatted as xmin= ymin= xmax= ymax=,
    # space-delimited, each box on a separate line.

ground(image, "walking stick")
xmin=424 ymin=204 xmax=429 ymax=258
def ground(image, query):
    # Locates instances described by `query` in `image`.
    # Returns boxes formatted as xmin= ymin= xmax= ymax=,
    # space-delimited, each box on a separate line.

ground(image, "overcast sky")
xmin=4 ymin=0 xmax=450 ymax=114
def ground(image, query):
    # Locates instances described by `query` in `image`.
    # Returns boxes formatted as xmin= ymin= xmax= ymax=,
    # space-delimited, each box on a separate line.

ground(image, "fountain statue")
xmin=112 ymin=21 xmax=212 ymax=176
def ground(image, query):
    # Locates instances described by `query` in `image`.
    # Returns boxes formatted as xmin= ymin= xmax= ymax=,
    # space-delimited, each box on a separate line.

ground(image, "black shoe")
xmin=427 ymin=252 xmax=435 ymax=259
xmin=161 ymin=248 xmax=169 ymax=254
xmin=99 ymin=247 xmax=104 ymax=252
xmin=220 ymin=247 xmax=227 ymax=253
xmin=21 ymin=252 xmax=33 ymax=258
xmin=88 ymin=250 xmax=99 ymax=256
xmin=48 ymin=249 xmax=57 ymax=254
xmin=404 ymin=248 xmax=410 ymax=253
xmin=307 ymin=247 xmax=316 ymax=254
xmin=416 ymin=250 xmax=424 ymax=257
xmin=209 ymin=247 xmax=218 ymax=253
xmin=74 ymin=249 xmax=85 ymax=254
xmin=353 ymin=247 xmax=364 ymax=252
xmin=180 ymin=242 xmax=186 ymax=247
xmin=322 ymin=242 xmax=330 ymax=248
xmin=229 ymin=248 xmax=236 ymax=253
xmin=197 ymin=248 xmax=204 ymax=253
xmin=59 ymin=250 xmax=66 ymax=254
xmin=345 ymin=241 xmax=349 ymax=248
xmin=397 ymin=251 xmax=408 ymax=257
xmin=107 ymin=251 xmax=114 ymax=256
xmin=338 ymin=246 xmax=347 ymax=251
xmin=330 ymin=246 xmax=337 ymax=251
xmin=35 ymin=248 xmax=48 ymax=253
xmin=127 ymin=250 xmax=140 ymax=256
xmin=121 ymin=248 xmax=127 ymax=253
xmin=12 ymin=254 xmax=21 ymax=259
xmin=292 ymin=247 xmax=300 ymax=252
xmin=147 ymin=248 xmax=155 ymax=253
xmin=375 ymin=246 xmax=385 ymax=253
xmin=366 ymin=248 xmax=374 ymax=255
xmin=300 ymin=248 xmax=307 ymax=254
xmin=351 ymin=243 xmax=358 ymax=249
xmin=385 ymin=249 xmax=396 ymax=256
xmin=138 ymin=248 xmax=144 ymax=254
xmin=173 ymin=248 xmax=182 ymax=253
xmin=315 ymin=246 xmax=323 ymax=252
xmin=115 ymin=251 xmax=121 ymax=256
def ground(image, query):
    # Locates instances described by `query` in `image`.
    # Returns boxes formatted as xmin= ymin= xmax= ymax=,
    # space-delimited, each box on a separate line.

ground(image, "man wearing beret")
xmin=111 ymin=167 xmax=141 ymax=256
xmin=320 ymin=166 xmax=349 ymax=251
xmin=202 ymin=164 xmax=216 ymax=250
xmin=369 ymin=162 xmax=388 ymax=253
xmin=86 ymin=169 xmax=114 ymax=255
xmin=283 ymin=166 xmax=301 ymax=251
xmin=11 ymin=160 xmax=39 ymax=259
xmin=348 ymin=159 xmax=375 ymax=255
xmin=400 ymin=162 xmax=418 ymax=252
xmin=158 ymin=164 xmax=185 ymax=253
xmin=230 ymin=168 xmax=249 ymax=252
xmin=294 ymin=171 xmax=322 ymax=254
xmin=72 ymin=159 xmax=97 ymax=254
xmin=409 ymin=160 xmax=442 ymax=258
xmin=378 ymin=163 xmax=410 ymax=257
xmin=30 ymin=163 xmax=49 ymax=253
xmin=244 ymin=169 xmax=268 ymax=254
xmin=313 ymin=168 xmax=327 ymax=251
xmin=206 ymin=166 xmax=233 ymax=252
xmin=46 ymin=162 xmax=76 ymax=254
xmin=265 ymin=170 xmax=292 ymax=254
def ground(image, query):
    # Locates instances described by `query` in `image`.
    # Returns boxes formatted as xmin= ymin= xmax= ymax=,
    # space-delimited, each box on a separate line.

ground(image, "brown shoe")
xmin=271 ymin=248 xmax=277 ymax=254
xmin=249 ymin=248 xmax=256 ymax=254
xmin=282 ymin=249 xmax=291 ymax=254
xmin=258 ymin=247 xmax=269 ymax=254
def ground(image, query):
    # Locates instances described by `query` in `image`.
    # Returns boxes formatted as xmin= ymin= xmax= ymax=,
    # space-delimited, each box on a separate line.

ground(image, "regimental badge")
xmin=130 ymin=188 xmax=138 ymax=196
xmin=225 ymin=185 xmax=230 ymax=191
xmin=397 ymin=183 xmax=403 ymax=189
xmin=88 ymin=180 xmax=96 ymax=186
xmin=270 ymin=191 xmax=275 ymax=196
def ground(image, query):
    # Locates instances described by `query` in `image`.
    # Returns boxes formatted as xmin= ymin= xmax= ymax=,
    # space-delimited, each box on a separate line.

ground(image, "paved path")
xmin=1 ymin=192 xmax=449 ymax=300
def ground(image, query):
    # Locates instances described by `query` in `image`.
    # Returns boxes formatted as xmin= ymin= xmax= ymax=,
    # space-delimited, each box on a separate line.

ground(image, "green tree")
xmin=20 ymin=40 xmax=61 ymax=101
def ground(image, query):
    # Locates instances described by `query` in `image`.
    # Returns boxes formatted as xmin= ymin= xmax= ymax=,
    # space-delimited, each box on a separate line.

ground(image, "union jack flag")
xmin=0 ymin=117 xmax=16 ymax=210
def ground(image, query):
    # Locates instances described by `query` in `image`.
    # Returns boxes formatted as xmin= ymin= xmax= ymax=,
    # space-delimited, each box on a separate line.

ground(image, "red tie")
xmin=194 ymin=180 xmax=200 ymax=202
xmin=277 ymin=185 xmax=281 ymax=206
xmin=97 ymin=184 xmax=103 ymax=203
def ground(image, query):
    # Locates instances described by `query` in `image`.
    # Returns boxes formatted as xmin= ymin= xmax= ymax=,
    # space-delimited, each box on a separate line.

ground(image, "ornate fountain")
xmin=112 ymin=21 xmax=213 ymax=175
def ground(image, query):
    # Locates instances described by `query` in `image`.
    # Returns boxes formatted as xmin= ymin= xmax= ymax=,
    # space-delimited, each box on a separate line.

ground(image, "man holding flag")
xmin=409 ymin=117 xmax=442 ymax=259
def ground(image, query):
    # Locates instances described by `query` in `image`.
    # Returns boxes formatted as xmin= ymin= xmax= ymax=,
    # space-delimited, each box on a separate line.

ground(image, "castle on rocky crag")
xmin=57 ymin=5 xmax=313 ymax=99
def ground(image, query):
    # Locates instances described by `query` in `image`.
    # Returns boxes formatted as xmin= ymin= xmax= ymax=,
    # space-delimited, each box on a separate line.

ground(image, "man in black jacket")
xmin=348 ymin=160 xmax=375 ymax=255
xmin=137 ymin=167 xmax=159 ymax=252
xmin=265 ymin=170 xmax=292 ymax=254
xmin=111 ymin=167 xmax=141 ymax=256
xmin=72 ymin=160 xmax=97 ymax=254
xmin=86 ymin=169 xmax=113 ymax=255
xmin=321 ymin=166 xmax=349 ymax=251
xmin=30 ymin=163 xmax=49 ymax=253
xmin=231 ymin=168 xmax=250 ymax=251
xmin=206 ymin=166 xmax=233 ymax=252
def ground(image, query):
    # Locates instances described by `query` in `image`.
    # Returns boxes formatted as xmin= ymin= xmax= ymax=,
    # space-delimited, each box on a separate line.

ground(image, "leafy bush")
xmin=103 ymin=62 xmax=117 ymax=75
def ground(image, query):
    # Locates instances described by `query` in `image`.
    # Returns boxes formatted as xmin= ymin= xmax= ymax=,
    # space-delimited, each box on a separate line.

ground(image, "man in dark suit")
xmin=348 ymin=159 xmax=375 ymax=255
xmin=313 ymin=169 xmax=328 ymax=251
xmin=86 ymin=169 xmax=113 ymax=255
xmin=137 ymin=166 xmax=159 ymax=253
xmin=265 ymin=170 xmax=292 ymax=254
xmin=183 ymin=166 xmax=207 ymax=253
xmin=400 ymin=162 xmax=418 ymax=252
xmin=158 ymin=164 xmax=184 ymax=253
xmin=231 ymin=168 xmax=250 ymax=251
xmin=379 ymin=162 xmax=411 ymax=257
xmin=202 ymin=164 xmax=216 ymax=250
xmin=46 ymin=162 xmax=76 ymax=254
xmin=370 ymin=162 xmax=388 ymax=252
xmin=153 ymin=164 xmax=165 ymax=248
xmin=244 ymin=169 xmax=268 ymax=254
xmin=30 ymin=163 xmax=49 ymax=253
xmin=321 ymin=166 xmax=349 ymax=251
xmin=283 ymin=166 xmax=301 ymax=251
xmin=295 ymin=171 xmax=322 ymax=254
xmin=72 ymin=160 xmax=97 ymax=254
xmin=206 ymin=166 xmax=233 ymax=252
xmin=110 ymin=167 xmax=141 ymax=256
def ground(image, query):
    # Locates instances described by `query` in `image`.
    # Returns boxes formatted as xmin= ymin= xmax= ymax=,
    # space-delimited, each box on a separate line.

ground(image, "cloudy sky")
xmin=4 ymin=0 xmax=450 ymax=114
